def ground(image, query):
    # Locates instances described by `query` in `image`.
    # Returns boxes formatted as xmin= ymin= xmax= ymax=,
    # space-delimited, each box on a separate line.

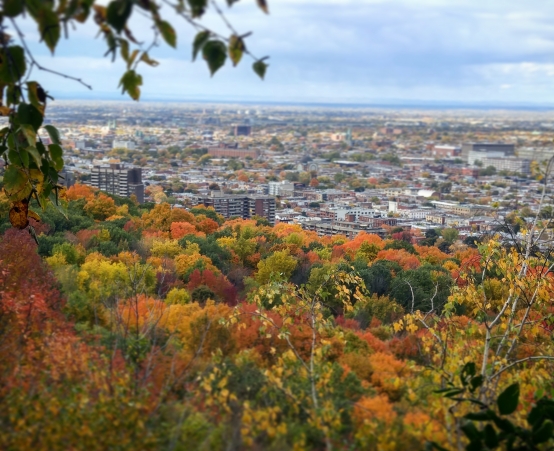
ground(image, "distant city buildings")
xmin=194 ymin=191 xmax=276 ymax=225
xmin=268 ymin=181 xmax=295 ymax=197
xmin=233 ymin=125 xmax=252 ymax=136
xmin=207 ymin=143 xmax=260 ymax=159
xmin=479 ymin=156 xmax=531 ymax=175
xmin=112 ymin=140 xmax=136 ymax=150
xmin=91 ymin=163 xmax=144 ymax=203
xmin=59 ymin=168 xmax=76 ymax=188
xmin=36 ymin=101 xmax=554 ymax=245
xmin=432 ymin=145 xmax=461 ymax=158
xmin=462 ymin=142 xmax=515 ymax=160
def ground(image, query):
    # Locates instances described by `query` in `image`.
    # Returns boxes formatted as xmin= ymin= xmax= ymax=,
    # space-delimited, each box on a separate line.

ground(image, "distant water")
xmin=50 ymin=92 xmax=554 ymax=112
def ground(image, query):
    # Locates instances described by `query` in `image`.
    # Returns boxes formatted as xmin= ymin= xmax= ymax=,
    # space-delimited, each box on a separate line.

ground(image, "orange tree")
xmin=0 ymin=0 xmax=269 ymax=229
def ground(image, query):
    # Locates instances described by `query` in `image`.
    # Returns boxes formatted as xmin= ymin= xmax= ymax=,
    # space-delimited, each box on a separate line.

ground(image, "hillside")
xmin=0 ymin=184 xmax=553 ymax=450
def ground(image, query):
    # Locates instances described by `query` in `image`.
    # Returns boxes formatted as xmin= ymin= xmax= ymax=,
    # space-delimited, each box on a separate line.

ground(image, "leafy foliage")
xmin=0 ymin=191 xmax=553 ymax=449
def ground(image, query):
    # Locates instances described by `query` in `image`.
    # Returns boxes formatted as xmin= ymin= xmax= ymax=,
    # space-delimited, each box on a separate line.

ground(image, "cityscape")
xmin=3 ymin=1 xmax=554 ymax=449
xmin=41 ymin=101 xmax=554 ymax=242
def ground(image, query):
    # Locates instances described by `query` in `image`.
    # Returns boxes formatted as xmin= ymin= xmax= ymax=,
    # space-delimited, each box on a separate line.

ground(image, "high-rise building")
xmin=195 ymin=191 xmax=276 ymax=225
xmin=90 ymin=163 xmax=144 ymax=203
xmin=59 ymin=168 xmax=75 ymax=188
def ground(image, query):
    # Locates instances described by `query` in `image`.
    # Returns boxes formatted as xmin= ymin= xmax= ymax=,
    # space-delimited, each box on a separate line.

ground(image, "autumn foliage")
xmin=0 ymin=188 xmax=553 ymax=450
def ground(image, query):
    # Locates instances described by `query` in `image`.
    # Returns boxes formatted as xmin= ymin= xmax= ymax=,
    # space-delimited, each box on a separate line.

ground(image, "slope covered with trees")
xmin=0 ymin=184 xmax=553 ymax=450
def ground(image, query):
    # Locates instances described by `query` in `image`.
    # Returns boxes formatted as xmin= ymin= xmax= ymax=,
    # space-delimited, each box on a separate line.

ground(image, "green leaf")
xmin=37 ymin=7 xmax=61 ymax=53
xmin=497 ymin=383 xmax=519 ymax=416
xmin=460 ymin=362 xmax=476 ymax=385
xmin=483 ymin=424 xmax=499 ymax=448
xmin=48 ymin=192 xmax=68 ymax=218
xmin=26 ymin=82 xmax=47 ymax=110
xmin=48 ymin=167 xmax=59 ymax=184
xmin=157 ymin=20 xmax=176 ymax=48
xmin=18 ymin=149 xmax=30 ymax=168
xmin=533 ymin=420 xmax=554 ymax=444
xmin=187 ymin=0 xmax=207 ymax=18
xmin=107 ymin=0 xmax=133 ymax=34
xmin=202 ymin=40 xmax=227 ymax=76
xmin=17 ymin=103 xmax=43 ymax=131
xmin=439 ymin=388 xmax=464 ymax=398
xmin=49 ymin=144 xmax=64 ymax=171
xmin=119 ymin=38 xmax=130 ymax=62
xmin=3 ymin=165 xmax=29 ymax=200
xmin=3 ymin=0 xmax=25 ymax=17
xmin=253 ymin=60 xmax=268 ymax=80
xmin=27 ymin=146 xmax=42 ymax=168
xmin=6 ymin=85 xmax=22 ymax=106
xmin=228 ymin=35 xmax=245 ymax=66
xmin=119 ymin=70 xmax=143 ymax=101
xmin=36 ymin=141 xmax=46 ymax=156
xmin=19 ymin=124 xmax=37 ymax=146
xmin=44 ymin=125 xmax=61 ymax=145
xmin=140 ymin=52 xmax=158 ymax=66
xmin=465 ymin=410 xmax=493 ymax=421
xmin=470 ymin=375 xmax=484 ymax=392
xmin=0 ymin=46 xmax=27 ymax=83
xmin=192 ymin=31 xmax=210 ymax=61
xmin=127 ymin=49 xmax=140 ymax=67
xmin=256 ymin=0 xmax=269 ymax=13
xmin=461 ymin=421 xmax=481 ymax=443
xmin=492 ymin=416 xmax=516 ymax=433
xmin=7 ymin=149 xmax=18 ymax=164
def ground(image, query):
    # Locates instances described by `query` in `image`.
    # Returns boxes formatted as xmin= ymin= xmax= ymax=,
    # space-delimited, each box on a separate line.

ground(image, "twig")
xmin=9 ymin=18 xmax=92 ymax=90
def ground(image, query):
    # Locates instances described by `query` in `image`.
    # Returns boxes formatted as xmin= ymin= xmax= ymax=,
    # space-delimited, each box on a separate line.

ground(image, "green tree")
xmin=390 ymin=265 xmax=453 ymax=313
xmin=256 ymin=249 xmax=298 ymax=285
xmin=441 ymin=228 xmax=460 ymax=244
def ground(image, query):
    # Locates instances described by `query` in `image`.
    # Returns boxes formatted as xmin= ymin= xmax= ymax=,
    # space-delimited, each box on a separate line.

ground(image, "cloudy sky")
xmin=11 ymin=0 xmax=554 ymax=105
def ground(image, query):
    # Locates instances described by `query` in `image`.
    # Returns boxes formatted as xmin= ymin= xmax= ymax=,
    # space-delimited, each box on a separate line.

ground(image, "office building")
xmin=91 ymin=163 xmax=144 ymax=203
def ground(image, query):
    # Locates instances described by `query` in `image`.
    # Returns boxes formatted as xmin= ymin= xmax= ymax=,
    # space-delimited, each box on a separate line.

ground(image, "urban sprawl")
xmin=13 ymin=101 xmax=554 ymax=245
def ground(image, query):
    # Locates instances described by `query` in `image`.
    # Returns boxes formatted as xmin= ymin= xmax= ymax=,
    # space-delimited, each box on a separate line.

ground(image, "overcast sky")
xmin=11 ymin=0 xmax=554 ymax=105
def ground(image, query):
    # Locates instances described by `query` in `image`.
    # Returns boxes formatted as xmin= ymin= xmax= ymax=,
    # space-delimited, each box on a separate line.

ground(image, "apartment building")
xmin=268 ymin=181 xmax=295 ymax=197
xmin=90 ymin=163 xmax=144 ymax=203
xmin=195 ymin=191 xmax=276 ymax=225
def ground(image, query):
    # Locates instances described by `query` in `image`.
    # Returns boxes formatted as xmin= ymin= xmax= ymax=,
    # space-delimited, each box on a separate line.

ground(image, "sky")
xmin=10 ymin=0 xmax=554 ymax=106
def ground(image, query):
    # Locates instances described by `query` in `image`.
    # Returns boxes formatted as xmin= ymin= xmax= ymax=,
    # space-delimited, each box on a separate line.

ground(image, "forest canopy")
xmin=0 ymin=185 xmax=553 ymax=450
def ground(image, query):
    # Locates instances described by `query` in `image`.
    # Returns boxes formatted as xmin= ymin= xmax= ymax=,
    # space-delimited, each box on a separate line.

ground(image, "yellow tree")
xmin=226 ymin=269 xmax=368 ymax=449
xmin=396 ymin=201 xmax=554 ymax=448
